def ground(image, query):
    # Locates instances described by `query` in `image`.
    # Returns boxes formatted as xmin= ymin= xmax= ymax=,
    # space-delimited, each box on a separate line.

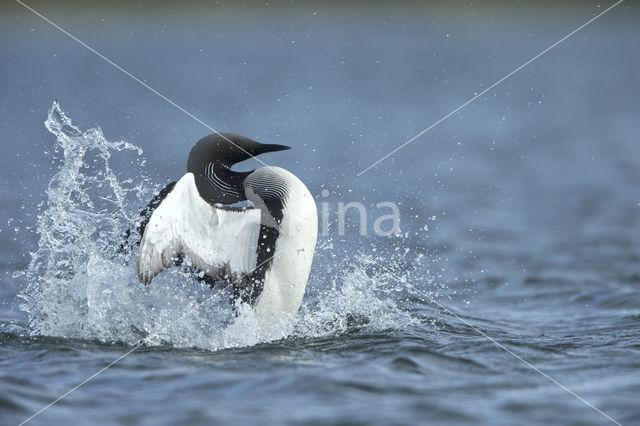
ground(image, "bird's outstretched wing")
xmin=137 ymin=173 xmax=261 ymax=284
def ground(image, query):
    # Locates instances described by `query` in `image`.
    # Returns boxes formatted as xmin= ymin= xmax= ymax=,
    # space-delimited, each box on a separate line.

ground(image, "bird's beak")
xmin=253 ymin=144 xmax=291 ymax=155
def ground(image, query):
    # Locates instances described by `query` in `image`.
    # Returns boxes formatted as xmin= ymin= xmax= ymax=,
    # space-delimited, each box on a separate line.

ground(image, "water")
xmin=1 ymin=2 xmax=639 ymax=425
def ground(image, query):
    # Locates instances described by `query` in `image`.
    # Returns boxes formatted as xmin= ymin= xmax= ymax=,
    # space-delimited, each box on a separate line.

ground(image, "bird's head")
xmin=187 ymin=133 xmax=289 ymax=171
xmin=187 ymin=133 xmax=290 ymax=204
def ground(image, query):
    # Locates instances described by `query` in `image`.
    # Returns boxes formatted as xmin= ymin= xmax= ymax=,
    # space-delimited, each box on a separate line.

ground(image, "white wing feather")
xmin=137 ymin=173 xmax=261 ymax=284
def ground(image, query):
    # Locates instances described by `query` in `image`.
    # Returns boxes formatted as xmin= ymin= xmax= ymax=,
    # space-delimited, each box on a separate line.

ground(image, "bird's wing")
xmin=137 ymin=173 xmax=262 ymax=284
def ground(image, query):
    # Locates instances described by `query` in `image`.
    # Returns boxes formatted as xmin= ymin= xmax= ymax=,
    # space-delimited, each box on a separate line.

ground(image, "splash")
xmin=19 ymin=102 xmax=427 ymax=350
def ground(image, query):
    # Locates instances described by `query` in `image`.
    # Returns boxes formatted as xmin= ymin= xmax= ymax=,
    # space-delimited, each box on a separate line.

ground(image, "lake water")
xmin=1 ymin=2 xmax=639 ymax=425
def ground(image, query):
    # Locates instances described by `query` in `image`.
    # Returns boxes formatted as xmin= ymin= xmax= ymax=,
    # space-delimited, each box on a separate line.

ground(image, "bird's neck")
xmin=195 ymin=161 xmax=253 ymax=205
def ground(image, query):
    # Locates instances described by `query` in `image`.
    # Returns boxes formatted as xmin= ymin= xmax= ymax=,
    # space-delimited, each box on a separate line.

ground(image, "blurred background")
xmin=1 ymin=1 xmax=639 ymax=424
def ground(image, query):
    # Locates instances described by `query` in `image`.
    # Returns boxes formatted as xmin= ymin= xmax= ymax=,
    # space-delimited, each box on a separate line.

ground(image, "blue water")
xmin=1 ymin=2 xmax=639 ymax=425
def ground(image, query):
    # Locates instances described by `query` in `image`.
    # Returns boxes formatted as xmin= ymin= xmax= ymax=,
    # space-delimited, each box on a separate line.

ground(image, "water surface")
xmin=1 ymin=2 xmax=639 ymax=425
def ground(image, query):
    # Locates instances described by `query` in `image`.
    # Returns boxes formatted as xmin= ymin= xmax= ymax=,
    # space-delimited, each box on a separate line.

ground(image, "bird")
xmin=135 ymin=133 xmax=318 ymax=323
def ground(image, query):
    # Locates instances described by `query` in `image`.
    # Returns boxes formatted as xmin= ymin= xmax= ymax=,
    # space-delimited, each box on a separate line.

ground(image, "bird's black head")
xmin=187 ymin=133 xmax=290 ymax=205
xmin=187 ymin=133 xmax=290 ymax=170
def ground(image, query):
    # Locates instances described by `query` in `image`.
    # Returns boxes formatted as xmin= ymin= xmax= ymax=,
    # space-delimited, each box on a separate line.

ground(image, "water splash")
xmin=19 ymin=102 xmax=429 ymax=351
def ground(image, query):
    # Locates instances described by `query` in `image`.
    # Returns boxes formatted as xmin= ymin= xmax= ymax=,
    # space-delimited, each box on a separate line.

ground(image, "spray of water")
xmin=19 ymin=101 xmax=431 ymax=350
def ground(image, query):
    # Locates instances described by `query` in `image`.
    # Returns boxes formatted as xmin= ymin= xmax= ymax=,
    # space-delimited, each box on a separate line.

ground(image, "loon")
xmin=135 ymin=133 xmax=318 ymax=322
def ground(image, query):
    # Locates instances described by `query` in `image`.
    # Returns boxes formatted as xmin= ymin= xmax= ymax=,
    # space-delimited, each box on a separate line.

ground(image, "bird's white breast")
xmin=251 ymin=167 xmax=318 ymax=323
xmin=137 ymin=173 xmax=262 ymax=283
